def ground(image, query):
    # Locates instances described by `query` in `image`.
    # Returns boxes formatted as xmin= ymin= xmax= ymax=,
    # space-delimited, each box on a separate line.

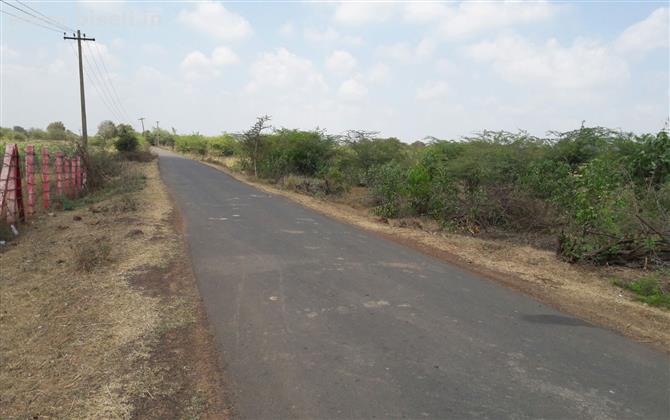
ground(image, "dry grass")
xmin=201 ymin=157 xmax=670 ymax=352
xmin=0 ymin=161 xmax=226 ymax=418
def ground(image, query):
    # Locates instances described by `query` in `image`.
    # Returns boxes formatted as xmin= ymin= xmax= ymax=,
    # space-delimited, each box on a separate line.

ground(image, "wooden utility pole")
xmin=156 ymin=121 xmax=160 ymax=146
xmin=138 ymin=117 xmax=146 ymax=133
xmin=64 ymin=30 xmax=95 ymax=149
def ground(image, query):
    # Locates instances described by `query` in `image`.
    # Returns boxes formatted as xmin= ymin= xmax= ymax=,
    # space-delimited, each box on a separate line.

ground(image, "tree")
xmin=96 ymin=120 xmax=117 ymax=144
xmin=114 ymin=124 xmax=138 ymax=152
xmin=28 ymin=128 xmax=47 ymax=139
xmin=46 ymin=121 xmax=67 ymax=140
xmin=241 ymin=115 xmax=272 ymax=177
xmin=12 ymin=126 xmax=27 ymax=135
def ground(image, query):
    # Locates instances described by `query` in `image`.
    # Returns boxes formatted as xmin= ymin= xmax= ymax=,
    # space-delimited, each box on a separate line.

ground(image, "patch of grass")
xmin=183 ymin=393 xmax=208 ymax=420
xmin=614 ymin=274 xmax=670 ymax=309
xmin=74 ymin=237 xmax=112 ymax=272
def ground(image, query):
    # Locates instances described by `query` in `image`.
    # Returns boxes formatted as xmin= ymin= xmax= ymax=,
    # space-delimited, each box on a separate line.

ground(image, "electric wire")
xmin=68 ymin=41 xmax=124 ymax=123
xmin=15 ymin=0 xmax=75 ymax=32
xmin=92 ymin=42 xmax=131 ymax=123
xmin=0 ymin=8 xmax=62 ymax=33
xmin=0 ymin=0 xmax=67 ymax=33
xmin=84 ymin=42 xmax=128 ymax=123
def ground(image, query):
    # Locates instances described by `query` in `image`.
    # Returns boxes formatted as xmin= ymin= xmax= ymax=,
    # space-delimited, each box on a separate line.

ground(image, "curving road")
xmin=157 ymin=149 xmax=669 ymax=420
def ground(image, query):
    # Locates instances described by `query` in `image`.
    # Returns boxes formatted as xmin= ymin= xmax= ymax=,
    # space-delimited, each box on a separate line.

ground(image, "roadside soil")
xmin=198 ymin=154 xmax=670 ymax=352
xmin=0 ymin=159 xmax=230 ymax=418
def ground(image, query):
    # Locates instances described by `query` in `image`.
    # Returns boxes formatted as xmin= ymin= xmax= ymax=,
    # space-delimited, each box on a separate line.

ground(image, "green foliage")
xmin=152 ymin=120 xmax=668 ymax=268
xmin=175 ymin=134 xmax=208 ymax=156
xmin=207 ymin=134 xmax=239 ymax=157
xmin=114 ymin=124 xmax=139 ymax=152
xmin=47 ymin=121 xmax=67 ymax=140
xmin=240 ymin=115 xmax=272 ymax=177
xmin=255 ymin=129 xmax=337 ymax=179
xmin=27 ymin=128 xmax=47 ymax=140
xmin=369 ymin=162 xmax=406 ymax=218
xmin=614 ymin=274 xmax=670 ymax=309
xmin=96 ymin=120 xmax=117 ymax=144
xmin=145 ymin=128 xmax=175 ymax=147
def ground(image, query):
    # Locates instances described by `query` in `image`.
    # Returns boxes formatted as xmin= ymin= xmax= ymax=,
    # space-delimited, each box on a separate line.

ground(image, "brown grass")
xmin=0 ymin=161 xmax=228 ymax=418
xmin=199 ymin=155 xmax=670 ymax=352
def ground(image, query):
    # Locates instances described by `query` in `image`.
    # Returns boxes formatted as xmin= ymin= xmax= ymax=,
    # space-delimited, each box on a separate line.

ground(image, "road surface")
xmin=157 ymin=149 xmax=669 ymax=419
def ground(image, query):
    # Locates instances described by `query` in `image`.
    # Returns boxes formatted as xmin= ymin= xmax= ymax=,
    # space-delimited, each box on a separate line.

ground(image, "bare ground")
xmin=0 ymin=160 xmax=229 ymax=418
xmin=200 ymin=156 xmax=670 ymax=353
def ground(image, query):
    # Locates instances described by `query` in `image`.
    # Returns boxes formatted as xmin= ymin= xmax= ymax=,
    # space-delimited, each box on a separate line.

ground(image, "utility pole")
xmin=64 ymin=30 xmax=95 ymax=150
xmin=156 ymin=121 xmax=160 ymax=147
xmin=138 ymin=117 xmax=146 ymax=134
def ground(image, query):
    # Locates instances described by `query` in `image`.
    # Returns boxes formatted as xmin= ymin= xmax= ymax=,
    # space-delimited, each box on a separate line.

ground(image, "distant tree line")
xmin=0 ymin=121 xmax=79 ymax=142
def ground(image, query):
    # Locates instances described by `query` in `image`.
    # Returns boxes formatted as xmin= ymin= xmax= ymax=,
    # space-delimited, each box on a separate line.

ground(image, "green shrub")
xmin=369 ymin=162 xmax=406 ymax=218
xmin=175 ymin=134 xmax=207 ymax=156
xmin=114 ymin=124 xmax=139 ymax=152
xmin=614 ymin=274 xmax=670 ymax=308
xmin=208 ymin=134 xmax=239 ymax=157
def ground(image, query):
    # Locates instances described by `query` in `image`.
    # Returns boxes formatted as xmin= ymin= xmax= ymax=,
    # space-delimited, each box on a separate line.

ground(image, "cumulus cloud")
xmin=366 ymin=63 xmax=391 ymax=84
xmin=376 ymin=38 xmax=436 ymax=62
xmin=438 ymin=1 xmax=556 ymax=39
xmin=180 ymin=46 xmax=240 ymax=81
xmin=615 ymin=7 xmax=669 ymax=54
xmin=178 ymin=1 xmax=252 ymax=41
xmin=403 ymin=2 xmax=449 ymax=23
xmin=246 ymin=48 xmax=327 ymax=94
xmin=326 ymin=50 xmax=357 ymax=75
xmin=279 ymin=22 xmax=296 ymax=38
xmin=333 ymin=2 xmax=395 ymax=25
xmin=338 ymin=78 xmax=368 ymax=100
xmin=303 ymin=27 xmax=363 ymax=46
xmin=468 ymin=35 xmax=629 ymax=90
xmin=416 ymin=80 xmax=449 ymax=101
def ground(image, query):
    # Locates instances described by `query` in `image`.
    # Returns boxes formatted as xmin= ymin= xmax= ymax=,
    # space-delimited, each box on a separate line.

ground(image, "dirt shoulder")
xmin=195 ymin=155 xmax=670 ymax=352
xmin=0 ymin=160 xmax=229 ymax=418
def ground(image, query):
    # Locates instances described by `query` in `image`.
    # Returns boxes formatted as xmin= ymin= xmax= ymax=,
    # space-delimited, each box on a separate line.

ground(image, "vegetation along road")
xmin=157 ymin=148 xmax=669 ymax=419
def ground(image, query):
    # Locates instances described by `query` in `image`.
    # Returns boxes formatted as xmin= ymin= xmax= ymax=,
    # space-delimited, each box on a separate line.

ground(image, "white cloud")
xmin=438 ymin=1 xmax=556 ymax=39
xmin=333 ymin=2 xmax=395 ymax=25
xmin=211 ymin=46 xmax=240 ymax=66
xmin=415 ymin=38 xmax=437 ymax=59
xmin=416 ymin=80 xmax=449 ymax=101
xmin=376 ymin=42 xmax=414 ymax=62
xmin=303 ymin=27 xmax=364 ymax=46
xmin=338 ymin=78 xmax=368 ymax=100
xmin=377 ymin=38 xmax=436 ymax=62
xmin=366 ymin=63 xmax=391 ymax=84
xmin=141 ymin=43 xmax=167 ymax=56
xmin=403 ymin=2 xmax=449 ymax=23
xmin=1 ymin=45 xmax=19 ymax=59
xmin=616 ymin=7 xmax=669 ymax=53
xmin=180 ymin=46 xmax=240 ymax=81
xmin=246 ymin=48 xmax=327 ymax=94
xmin=279 ymin=22 xmax=296 ymax=38
xmin=178 ymin=1 xmax=252 ymax=41
xmin=326 ymin=50 xmax=357 ymax=75
xmin=468 ymin=35 xmax=629 ymax=90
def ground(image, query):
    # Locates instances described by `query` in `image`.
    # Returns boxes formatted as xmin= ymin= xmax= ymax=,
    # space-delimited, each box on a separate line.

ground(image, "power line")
xmin=83 ymin=43 xmax=127 ymax=122
xmin=0 ymin=0 xmax=67 ymax=33
xmin=15 ymin=0 xmax=75 ymax=32
xmin=68 ymin=41 xmax=124 ymax=125
xmin=93 ymin=42 xmax=130 ymax=123
xmin=0 ymin=8 xmax=62 ymax=33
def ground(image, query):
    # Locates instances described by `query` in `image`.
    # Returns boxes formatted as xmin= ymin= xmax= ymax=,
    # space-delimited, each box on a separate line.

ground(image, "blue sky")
xmin=1 ymin=1 xmax=668 ymax=141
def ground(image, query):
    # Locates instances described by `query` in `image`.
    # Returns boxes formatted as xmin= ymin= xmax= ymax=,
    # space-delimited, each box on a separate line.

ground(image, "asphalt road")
xmin=157 ymin=149 xmax=669 ymax=420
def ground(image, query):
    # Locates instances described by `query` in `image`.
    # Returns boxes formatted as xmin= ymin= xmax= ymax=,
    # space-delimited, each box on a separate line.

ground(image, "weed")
xmin=614 ymin=274 xmax=670 ymax=309
xmin=74 ymin=238 xmax=112 ymax=272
